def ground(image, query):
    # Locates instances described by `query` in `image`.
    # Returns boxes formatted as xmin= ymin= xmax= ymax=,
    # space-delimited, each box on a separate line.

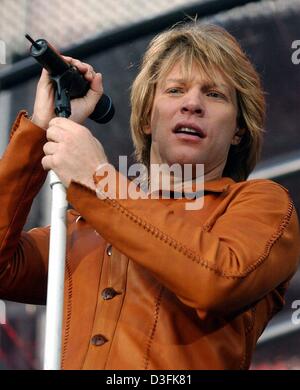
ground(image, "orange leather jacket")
xmin=0 ymin=112 xmax=300 ymax=370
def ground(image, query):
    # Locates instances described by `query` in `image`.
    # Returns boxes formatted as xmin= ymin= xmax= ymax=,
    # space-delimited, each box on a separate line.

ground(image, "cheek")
xmin=149 ymin=106 xmax=166 ymax=140
xmin=215 ymin=108 xmax=237 ymax=135
xmin=209 ymin=111 xmax=237 ymax=147
xmin=150 ymin=106 xmax=160 ymax=131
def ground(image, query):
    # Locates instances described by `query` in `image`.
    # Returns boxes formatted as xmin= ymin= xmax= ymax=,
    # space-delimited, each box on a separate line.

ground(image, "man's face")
xmin=144 ymin=61 xmax=240 ymax=179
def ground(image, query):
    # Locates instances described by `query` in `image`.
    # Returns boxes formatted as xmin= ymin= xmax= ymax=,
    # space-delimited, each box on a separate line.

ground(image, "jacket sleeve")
xmin=0 ymin=112 xmax=49 ymax=304
xmin=67 ymin=170 xmax=300 ymax=314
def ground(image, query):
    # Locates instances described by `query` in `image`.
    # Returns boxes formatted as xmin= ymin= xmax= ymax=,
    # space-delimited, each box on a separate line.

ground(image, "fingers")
xmin=87 ymin=72 xmax=103 ymax=98
xmin=39 ymin=67 xmax=50 ymax=79
xmin=61 ymin=55 xmax=100 ymax=88
xmin=47 ymin=118 xmax=87 ymax=143
xmin=36 ymin=68 xmax=53 ymax=90
xmin=43 ymin=141 xmax=57 ymax=156
xmin=46 ymin=118 xmax=72 ymax=142
xmin=49 ymin=117 xmax=82 ymax=131
xmin=41 ymin=155 xmax=53 ymax=171
xmin=62 ymin=55 xmax=95 ymax=76
xmin=46 ymin=55 xmax=99 ymax=88
xmin=46 ymin=125 xmax=63 ymax=142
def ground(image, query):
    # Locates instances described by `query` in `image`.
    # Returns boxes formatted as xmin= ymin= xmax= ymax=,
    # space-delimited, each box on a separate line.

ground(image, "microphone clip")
xmin=52 ymin=72 xmax=72 ymax=118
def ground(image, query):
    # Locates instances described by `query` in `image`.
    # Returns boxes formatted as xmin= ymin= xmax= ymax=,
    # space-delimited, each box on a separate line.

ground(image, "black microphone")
xmin=25 ymin=34 xmax=114 ymax=123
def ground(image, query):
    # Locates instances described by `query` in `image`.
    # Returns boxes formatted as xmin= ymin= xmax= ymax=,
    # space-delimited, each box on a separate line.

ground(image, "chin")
xmin=166 ymin=155 xmax=204 ymax=167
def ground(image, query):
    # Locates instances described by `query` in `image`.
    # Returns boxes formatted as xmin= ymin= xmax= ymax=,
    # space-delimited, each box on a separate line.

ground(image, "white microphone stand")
xmin=43 ymin=95 xmax=69 ymax=369
xmin=41 ymin=70 xmax=113 ymax=369
xmin=43 ymin=170 xmax=68 ymax=370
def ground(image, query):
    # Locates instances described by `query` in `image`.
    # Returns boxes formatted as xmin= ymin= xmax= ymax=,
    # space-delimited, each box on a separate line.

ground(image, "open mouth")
xmin=173 ymin=124 xmax=206 ymax=139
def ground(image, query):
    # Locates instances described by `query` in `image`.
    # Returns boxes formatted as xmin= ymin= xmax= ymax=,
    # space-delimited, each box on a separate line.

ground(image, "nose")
xmin=180 ymin=89 xmax=204 ymax=116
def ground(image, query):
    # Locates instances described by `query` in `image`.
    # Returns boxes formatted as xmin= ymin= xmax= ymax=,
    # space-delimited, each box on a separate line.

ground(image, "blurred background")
xmin=0 ymin=0 xmax=300 ymax=370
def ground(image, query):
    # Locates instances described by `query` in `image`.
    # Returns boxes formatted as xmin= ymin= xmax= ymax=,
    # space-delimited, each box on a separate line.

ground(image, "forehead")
xmin=159 ymin=60 xmax=230 ymax=87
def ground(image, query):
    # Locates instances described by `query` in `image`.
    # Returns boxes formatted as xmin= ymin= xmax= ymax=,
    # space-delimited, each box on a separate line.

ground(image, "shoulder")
xmin=223 ymin=179 xmax=297 ymax=221
xmin=227 ymin=178 xmax=291 ymax=201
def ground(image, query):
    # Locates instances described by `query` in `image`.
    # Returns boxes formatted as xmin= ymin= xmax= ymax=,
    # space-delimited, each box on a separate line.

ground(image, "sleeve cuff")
xmin=10 ymin=111 xmax=45 ymax=140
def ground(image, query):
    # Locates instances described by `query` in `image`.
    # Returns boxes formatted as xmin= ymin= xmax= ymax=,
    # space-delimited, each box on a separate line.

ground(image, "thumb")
xmin=37 ymin=68 xmax=52 ymax=89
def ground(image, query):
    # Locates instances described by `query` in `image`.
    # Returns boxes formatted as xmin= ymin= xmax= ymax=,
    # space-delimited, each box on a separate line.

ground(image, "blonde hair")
xmin=130 ymin=23 xmax=266 ymax=182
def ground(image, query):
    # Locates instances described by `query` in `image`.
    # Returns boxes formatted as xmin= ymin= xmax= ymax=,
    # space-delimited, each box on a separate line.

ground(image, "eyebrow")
xmin=165 ymin=78 xmax=230 ymax=91
xmin=163 ymin=78 xmax=234 ymax=98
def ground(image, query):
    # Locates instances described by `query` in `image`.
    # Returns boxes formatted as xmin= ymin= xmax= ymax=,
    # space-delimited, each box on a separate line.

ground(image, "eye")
xmin=207 ymin=91 xmax=226 ymax=99
xmin=166 ymin=87 xmax=184 ymax=95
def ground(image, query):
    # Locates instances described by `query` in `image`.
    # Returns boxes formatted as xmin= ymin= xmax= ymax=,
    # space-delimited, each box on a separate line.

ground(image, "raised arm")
xmin=67 ymin=173 xmax=300 ymax=315
xmin=0 ymin=112 xmax=49 ymax=304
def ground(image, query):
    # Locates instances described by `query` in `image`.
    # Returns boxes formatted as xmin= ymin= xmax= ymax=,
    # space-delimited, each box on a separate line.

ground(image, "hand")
xmin=32 ymin=56 xmax=103 ymax=129
xmin=42 ymin=117 xmax=107 ymax=189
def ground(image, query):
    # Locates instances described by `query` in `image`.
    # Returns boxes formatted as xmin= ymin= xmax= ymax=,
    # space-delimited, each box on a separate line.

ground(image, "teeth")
xmin=176 ymin=127 xmax=202 ymax=137
xmin=179 ymin=127 xmax=198 ymax=134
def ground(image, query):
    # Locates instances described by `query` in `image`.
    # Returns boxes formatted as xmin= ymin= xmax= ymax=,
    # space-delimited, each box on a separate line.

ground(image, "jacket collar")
xmin=147 ymin=176 xmax=235 ymax=198
xmin=204 ymin=177 xmax=235 ymax=193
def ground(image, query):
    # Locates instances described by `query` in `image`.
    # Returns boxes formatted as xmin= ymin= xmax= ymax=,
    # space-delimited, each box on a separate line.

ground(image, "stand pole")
xmin=43 ymin=171 xmax=68 ymax=370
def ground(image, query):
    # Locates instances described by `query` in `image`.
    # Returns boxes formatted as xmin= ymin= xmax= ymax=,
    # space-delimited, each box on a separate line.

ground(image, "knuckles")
xmin=42 ymin=143 xmax=48 ymax=154
xmin=41 ymin=155 xmax=50 ymax=170
xmin=51 ymin=154 xmax=61 ymax=169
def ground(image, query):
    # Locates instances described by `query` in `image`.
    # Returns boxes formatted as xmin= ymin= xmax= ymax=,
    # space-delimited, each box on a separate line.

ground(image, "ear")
xmin=231 ymin=127 xmax=245 ymax=145
xmin=143 ymin=124 xmax=152 ymax=135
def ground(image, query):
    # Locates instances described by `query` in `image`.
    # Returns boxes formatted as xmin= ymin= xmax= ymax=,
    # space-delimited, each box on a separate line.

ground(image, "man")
xmin=0 ymin=23 xmax=299 ymax=369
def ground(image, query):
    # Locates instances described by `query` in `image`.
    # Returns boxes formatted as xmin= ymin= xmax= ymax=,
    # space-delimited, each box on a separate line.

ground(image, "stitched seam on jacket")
xmin=9 ymin=111 xmax=27 ymax=140
xmin=61 ymin=253 xmax=72 ymax=369
xmin=92 ymin=192 xmax=295 ymax=279
xmin=143 ymin=286 xmax=164 ymax=370
xmin=245 ymin=307 xmax=256 ymax=335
